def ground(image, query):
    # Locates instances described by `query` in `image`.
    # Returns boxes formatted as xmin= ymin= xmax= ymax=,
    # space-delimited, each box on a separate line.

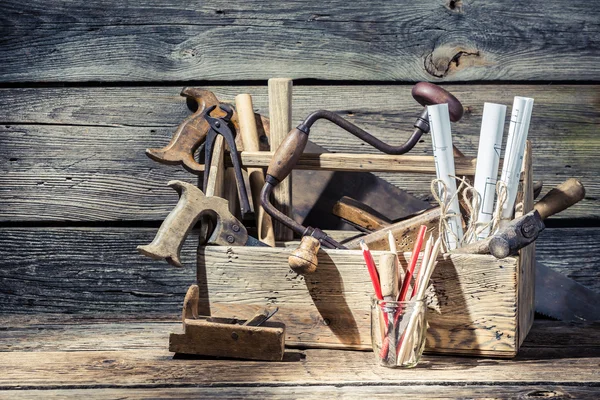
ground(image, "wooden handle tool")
xmin=456 ymin=178 xmax=585 ymax=257
xmin=288 ymin=236 xmax=320 ymax=274
xmin=235 ymin=94 xmax=276 ymax=247
xmin=261 ymin=82 xmax=464 ymax=247
xmin=332 ymin=196 xmax=392 ymax=231
xmin=343 ymin=207 xmax=440 ymax=252
xmin=268 ymin=78 xmax=294 ymax=241
xmin=137 ymin=180 xmax=249 ymax=267
xmin=532 ymin=178 xmax=585 ymax=219
xmin=146 ymin=88 xmax=220 ymax=175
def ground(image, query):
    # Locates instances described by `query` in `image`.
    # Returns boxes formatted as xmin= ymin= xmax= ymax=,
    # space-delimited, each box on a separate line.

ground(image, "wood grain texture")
xmin=239 ymin=152 xmax=477 ymax=174
xmin=0 ymin=344 xmax=598 ymax=389
xmin=0 ymin=227 xmax=597 ymax=320
xmin=0 ymin=1 xmax=598 ymax=82
xmin=0 ymin=85 xmax=597 ymax=222
xmin=197 ymin=246 xmax=519 ymax=355
xmin=516 ymin=141 xmax=535 ymax=346
xmin=2 ymin=386 xmax=599 ymax=399
xmin=0 ymin=322 xmax=598 ymax=396
xmin=2 ymin=320 xmax=598 ymax=352
xmin=268 ymin=78 xmax=294 ymax=240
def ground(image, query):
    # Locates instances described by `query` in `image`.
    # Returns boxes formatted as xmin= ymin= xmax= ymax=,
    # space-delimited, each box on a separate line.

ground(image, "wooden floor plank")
xmin=2 ymin=385 xmax=598 ymax=399
xmin=0 ymin=1 xmax=598 ymax=82
xmin=0 ymin=85 xmax=597 ymax=222
xmin=1 ymin=321 xmax=598 ymax=353
xmin=0 ymin=227 xmax=597 ymax=318
xmin=0 ymin=347 xmax=598 ymax=388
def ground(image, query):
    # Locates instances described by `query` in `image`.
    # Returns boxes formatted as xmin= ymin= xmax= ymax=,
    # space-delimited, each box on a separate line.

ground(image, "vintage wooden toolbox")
xmin=193 ymin=137 xmax=535 ymax=358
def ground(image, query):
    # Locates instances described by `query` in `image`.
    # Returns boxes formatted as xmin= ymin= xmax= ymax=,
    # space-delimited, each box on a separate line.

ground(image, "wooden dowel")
xmin=268 ymin=78 xmax=294 ymax=241
xmin=235 ymin=94 xmax=276 ymax=246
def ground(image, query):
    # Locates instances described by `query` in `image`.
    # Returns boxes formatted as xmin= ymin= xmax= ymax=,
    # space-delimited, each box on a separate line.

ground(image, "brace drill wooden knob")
xmin=288 ymin=236 xmax=320 ymax=274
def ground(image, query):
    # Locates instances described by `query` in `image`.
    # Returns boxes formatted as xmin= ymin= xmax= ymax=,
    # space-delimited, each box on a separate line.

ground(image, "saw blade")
xmin=535 ymin=261 xmax=600 ymax=322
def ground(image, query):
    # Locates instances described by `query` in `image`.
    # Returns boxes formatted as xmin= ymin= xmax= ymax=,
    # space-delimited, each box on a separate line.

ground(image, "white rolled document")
xmin=499 ymin=96 xmax=534 ymax=221
xmin=428 ymin=104 xmax=463 ymax=250
xmin=474 ymin=103 xmax=507 ymax=240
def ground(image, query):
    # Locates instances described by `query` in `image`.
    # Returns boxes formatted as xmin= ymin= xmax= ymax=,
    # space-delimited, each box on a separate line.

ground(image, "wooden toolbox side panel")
xmin=198 ymin=248 xmax=518 ymax=357
xmin=516 ymin=141 xmax=536 ymax=346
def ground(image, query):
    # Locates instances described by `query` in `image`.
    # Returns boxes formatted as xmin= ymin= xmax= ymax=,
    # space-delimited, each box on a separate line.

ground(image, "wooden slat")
xmin=2 ymin=386 xmax=598 ymax=399
xmin=0 ymin=347 xmax=598 ymax=388
xmin=0 ymin=85 xmax=597 ymax=222
xmin=238 ymin=152 xmax=477 ymax=174
xmin=0 ymin=227 xmax=597 ymax=319
xmin=0 ymin=1 xmax=598 ymax=82
xmin=1 ymin=322 xmax=597 ymax=396
xmin=2 ymin=320 xmax=598 ymax=353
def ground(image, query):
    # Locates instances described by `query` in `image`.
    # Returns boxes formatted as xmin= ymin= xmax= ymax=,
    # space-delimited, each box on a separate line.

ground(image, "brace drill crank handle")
xmin=260 ymin=82 xmax=464 ymax=248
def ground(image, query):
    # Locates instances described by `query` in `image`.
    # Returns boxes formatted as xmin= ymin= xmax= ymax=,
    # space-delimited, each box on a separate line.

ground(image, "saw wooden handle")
xmin=534 ymin=178 xmax=585 ymax=219
xmin=137 ymin=180 xmax=248 ymax=267
xmin=235 ymin=94 xmax=276 ymax=247
xmin=145 ymin=88 xmax=219 ymax=175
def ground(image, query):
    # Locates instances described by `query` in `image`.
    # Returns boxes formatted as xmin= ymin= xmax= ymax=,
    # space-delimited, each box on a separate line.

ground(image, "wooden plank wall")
xmin=0 ymin=0 xmax=599 ymax=322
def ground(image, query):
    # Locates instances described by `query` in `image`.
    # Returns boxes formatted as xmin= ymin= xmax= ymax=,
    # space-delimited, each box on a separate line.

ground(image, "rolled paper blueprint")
xmin=499 ymin=97 xmax=534 ymax=221
xmin=474 ymin=103 xmax=507 ymax=240
xmin=428 ymin=104 xmax=464 ymax=250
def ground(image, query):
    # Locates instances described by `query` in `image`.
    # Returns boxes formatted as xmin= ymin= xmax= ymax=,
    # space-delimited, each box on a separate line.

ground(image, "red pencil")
xmin=398 ymin=225 xmax=427 ymax=302
xmin=360 ymin=240 xmax=383 ymax=301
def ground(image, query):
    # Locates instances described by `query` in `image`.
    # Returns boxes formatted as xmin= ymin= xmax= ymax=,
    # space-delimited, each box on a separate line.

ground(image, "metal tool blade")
xmin=243 ymin=307 xmax=279 ymax=327
xmin=244 ymin=235 xmax=270 ymax=247
xmin=535 ymin=261 xmax=600 ymax=322
xmin=292 ymin=142 xmax=429 ymax=230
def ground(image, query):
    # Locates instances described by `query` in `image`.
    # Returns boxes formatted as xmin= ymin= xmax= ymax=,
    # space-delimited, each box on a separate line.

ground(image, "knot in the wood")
xmin=446 ymin=0 xmax=464 ymax=12
xmin=424 ymin=45 xmax=483 ymax=78
xmin=525 ymin=390 xmax=560 ymax=398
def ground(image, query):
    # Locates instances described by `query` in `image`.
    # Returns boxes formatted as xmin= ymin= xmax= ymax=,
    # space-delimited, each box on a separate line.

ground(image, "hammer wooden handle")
xmin=456 ymin=178 xmax=585 ymax=256
xmin=332 ymin=196 xmax=391 ymax=231
xmin=235 ymin=93 xmax=276 ymax=247
xmin=534 ymin=178 xmax=585 ymax=219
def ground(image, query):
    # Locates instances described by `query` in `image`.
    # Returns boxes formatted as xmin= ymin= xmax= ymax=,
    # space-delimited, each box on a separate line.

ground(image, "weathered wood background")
xmin=1 ymin=0 xmax=599 ymax=397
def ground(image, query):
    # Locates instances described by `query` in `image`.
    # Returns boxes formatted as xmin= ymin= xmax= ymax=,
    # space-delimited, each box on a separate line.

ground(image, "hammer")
xmin=455 ymin=178 xmax=585 ymax=258
xmin=334 ymin=178 xmax=584 ymax=258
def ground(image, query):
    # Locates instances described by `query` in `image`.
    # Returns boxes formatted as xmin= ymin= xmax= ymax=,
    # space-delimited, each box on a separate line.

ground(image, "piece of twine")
xmin=463 ymin=180 xmax=509 ymax=244
xmin=490 ymin=180 xmax=508 ymax=234
xmin=459 ymin=178 xmax=481 ymax=245
xmin=430 ymin=177 xmax=510 ymax=247
xmin=430 ymin=177 xmax=465 ymax=252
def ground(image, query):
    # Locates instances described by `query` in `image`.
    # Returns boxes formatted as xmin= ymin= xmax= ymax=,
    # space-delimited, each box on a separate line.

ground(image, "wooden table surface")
xmin=1 ymin=0 xmax=599 ymax=398
xmin=0 ymin=319 xmax=598 ymax=399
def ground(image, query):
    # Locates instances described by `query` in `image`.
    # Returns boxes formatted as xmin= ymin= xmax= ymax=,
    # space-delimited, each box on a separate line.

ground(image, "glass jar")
xmin=371 ymin=298 xmax=427 ymax=368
